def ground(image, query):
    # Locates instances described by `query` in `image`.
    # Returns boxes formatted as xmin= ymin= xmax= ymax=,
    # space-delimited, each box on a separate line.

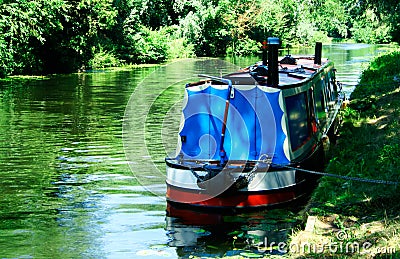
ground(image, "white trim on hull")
xmin=166 ymin=165 xmax=296 ymax=192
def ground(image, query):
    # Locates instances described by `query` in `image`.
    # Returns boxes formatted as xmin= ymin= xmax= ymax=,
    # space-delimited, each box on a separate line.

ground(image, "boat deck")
xmin=223 ymin=56 xmax=330 ymax=87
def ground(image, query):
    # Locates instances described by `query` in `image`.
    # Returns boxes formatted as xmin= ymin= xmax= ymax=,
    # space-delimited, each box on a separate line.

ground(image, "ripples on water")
xmin=0 ymin=69 xmax=170 ymax=258
xmin=0 ymin=44 xmax=394 ymax=258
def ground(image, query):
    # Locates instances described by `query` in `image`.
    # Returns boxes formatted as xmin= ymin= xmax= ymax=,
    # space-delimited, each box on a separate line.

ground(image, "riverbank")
xmin=0 ymin=63 xmax=161 ymax=82
xmin=288 ymin=50 xmax=400 ymax=258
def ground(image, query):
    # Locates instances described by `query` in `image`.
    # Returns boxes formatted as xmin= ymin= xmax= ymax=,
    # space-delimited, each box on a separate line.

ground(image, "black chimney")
xmin=267 ymin=37 xmax=280 ymax=87
xmin=314 ymin=42 xmax=322 ymax=65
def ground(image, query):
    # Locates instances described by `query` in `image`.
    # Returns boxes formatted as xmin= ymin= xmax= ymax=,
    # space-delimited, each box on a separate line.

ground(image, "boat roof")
xmin=220 ymin=56 xmax=331 ymax=88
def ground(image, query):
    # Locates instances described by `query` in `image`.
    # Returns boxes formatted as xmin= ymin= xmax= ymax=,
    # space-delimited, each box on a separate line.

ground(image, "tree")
xmin=343 ymin=0 xmax=396 ymax=43
xmin=0 ymin=0 xmax=398 ymax=77
xmin=313 ymin=0 xmax=349 ymax=38
xmin=0 ymin=0 xmax=68 ymax=75
xmin=57 ymin=0 xmax=118 ymax=71
xmin=178 ymin=1 xmax=228 ymax=56
xmin=350 ymin=9 xmax=392 ymax=44
xmin=366 ymin=0 xmax=399 ymax=43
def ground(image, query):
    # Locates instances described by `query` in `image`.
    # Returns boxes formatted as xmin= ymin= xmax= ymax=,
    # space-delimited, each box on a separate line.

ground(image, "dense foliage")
xmin=0 ymin=0 xmax=399 ymax=76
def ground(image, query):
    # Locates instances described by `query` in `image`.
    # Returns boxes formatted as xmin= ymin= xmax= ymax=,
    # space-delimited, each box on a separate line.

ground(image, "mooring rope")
xmin=186 ymin=156 xmax=399 ymax=186
xmin=272 ymin=163 xmax=399 ymax=186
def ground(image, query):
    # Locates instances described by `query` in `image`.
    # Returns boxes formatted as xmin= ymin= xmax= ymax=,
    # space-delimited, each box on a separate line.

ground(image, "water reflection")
xmin=166 ymin=203 xmax=301 ymax=258
xmin=0 ymin=67 xmax=168 ymax=258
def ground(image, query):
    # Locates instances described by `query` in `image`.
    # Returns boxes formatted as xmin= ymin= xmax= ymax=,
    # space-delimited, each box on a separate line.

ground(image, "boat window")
xmin=329 ymin=72 xmax=337 ymax=100
xmin=324 ymin=76 xmax=332 ymax=103
xmin=308 ymin=89 xmax=317 ymax=134
xmin=285 ymin=92 xmax=310 ymax=151
xmin=314 ymin=82 xmax=326 ymax=124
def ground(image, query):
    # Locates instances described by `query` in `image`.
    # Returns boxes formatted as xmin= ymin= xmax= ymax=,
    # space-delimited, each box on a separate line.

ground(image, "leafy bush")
xmin=378 ymin=144 xmax=400 ymax=167
xmin=88 ymin=48 xmax=121 ymax=69
xmin=121 ymin=24 xmax=196 ymax=64
xmin=0 ymin=37 xmax=13 ymax=78
xmin=125 ymin=26 xmax=171 ymax=63
xmin=226 ymin=37 xmax=261 ymax=56
xmin=350 ymin=10 xmax=392 ymax=44
xmin=168 ymin=38 xmax=195 ymax=59
xmin=353 ymin=51 xmax=400 ymax=99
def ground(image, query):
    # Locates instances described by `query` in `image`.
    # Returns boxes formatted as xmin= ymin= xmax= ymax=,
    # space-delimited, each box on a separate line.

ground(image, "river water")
xmin=0 ymin=44 xmax=393 ymax=258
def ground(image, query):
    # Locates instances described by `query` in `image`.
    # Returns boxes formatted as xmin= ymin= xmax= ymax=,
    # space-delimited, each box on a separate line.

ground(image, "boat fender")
xmin=321 ymin=134 xmax=330 ymax=153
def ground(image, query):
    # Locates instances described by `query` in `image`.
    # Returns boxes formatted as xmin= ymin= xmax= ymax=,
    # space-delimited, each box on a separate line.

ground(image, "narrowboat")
xmin=165 ymin=38 xmax=345 ymax=210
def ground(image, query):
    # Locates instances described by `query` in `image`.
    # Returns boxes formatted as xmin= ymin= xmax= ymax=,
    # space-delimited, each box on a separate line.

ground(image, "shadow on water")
xmin=165 ymin=202 xmax=306 ymax=258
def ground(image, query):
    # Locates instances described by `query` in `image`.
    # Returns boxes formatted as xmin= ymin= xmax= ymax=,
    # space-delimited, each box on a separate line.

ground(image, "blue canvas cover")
xmin=178 ymin=84 xmax=290 ymax=165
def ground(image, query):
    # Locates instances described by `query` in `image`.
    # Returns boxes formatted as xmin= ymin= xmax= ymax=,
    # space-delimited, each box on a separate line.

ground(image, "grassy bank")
xmin=289 ymin=51 xmax=400 ymax=258
xmin=0 ymin=63 xmax=160 ymax=83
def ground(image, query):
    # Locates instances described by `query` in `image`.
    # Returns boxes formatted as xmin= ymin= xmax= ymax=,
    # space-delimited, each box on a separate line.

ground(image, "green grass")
xmin=287 ymin=50 xmax=400 ymax=258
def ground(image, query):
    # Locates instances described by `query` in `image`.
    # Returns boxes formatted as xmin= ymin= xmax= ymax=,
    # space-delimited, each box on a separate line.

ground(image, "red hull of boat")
xmin=166 ymin=184 xmax=300 ymax=209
